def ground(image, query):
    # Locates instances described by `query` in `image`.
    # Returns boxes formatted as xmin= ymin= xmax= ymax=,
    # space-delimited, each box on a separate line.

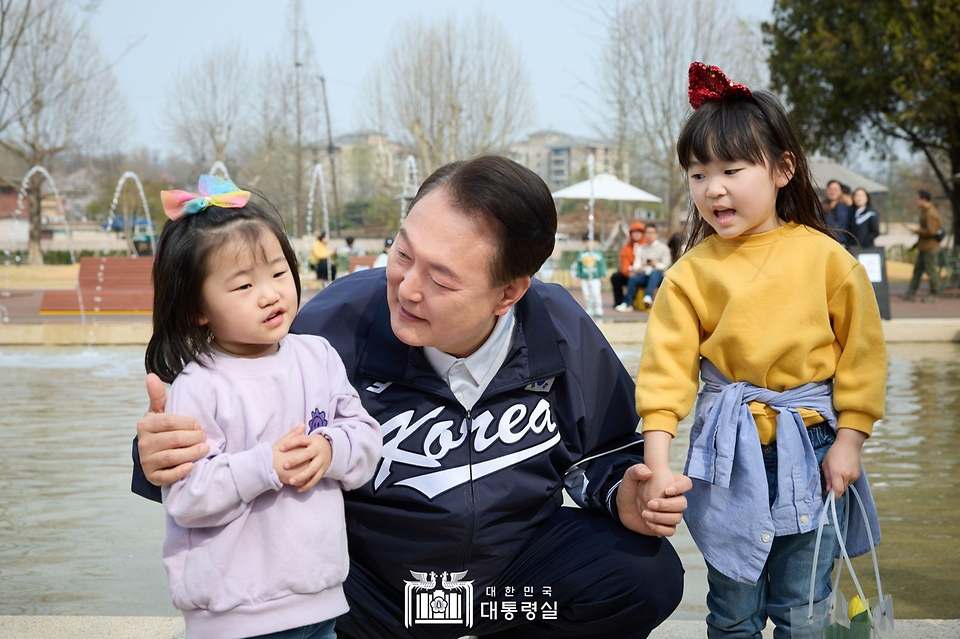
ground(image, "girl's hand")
xmin=617 ymin=463 xmax=684 ymax=537
xmin=272 ymin=424 xmax=308 ymax=485
xmin=820 ymin=428 xmax=867 ymax=496
xmin=288 ymin=435 xmax=332 ymax=493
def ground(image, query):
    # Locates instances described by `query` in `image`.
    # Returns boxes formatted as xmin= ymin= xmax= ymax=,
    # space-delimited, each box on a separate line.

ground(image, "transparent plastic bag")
xmin=790 ymin=486 xmax=893 ymax=639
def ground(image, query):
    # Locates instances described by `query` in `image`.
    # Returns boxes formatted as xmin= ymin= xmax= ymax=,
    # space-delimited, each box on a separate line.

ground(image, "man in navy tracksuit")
xmin=133 ymin=156 xmax=689 ymax=638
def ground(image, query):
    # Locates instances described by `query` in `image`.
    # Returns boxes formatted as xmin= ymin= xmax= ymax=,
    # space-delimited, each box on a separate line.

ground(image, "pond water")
xmin=0 ymin=343 xmax=957 ymax=618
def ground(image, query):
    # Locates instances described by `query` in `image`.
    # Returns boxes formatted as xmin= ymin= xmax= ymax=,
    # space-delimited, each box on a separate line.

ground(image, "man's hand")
xmin=617 ymin=463 xmax=691 ymax=538
xmin=137 ymin=373 xmax=209 ymax=487
xmin=274 ymin=427 xmax=334 ymax=492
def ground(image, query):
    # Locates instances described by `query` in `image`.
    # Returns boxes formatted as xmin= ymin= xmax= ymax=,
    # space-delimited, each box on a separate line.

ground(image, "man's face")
xmin=644 ymin=227 xmax=659 ymax=243
xmin=826 ymin=182 xmax=841 ymax=202
xmin=386 ymin=188 xmax=526 ymax=358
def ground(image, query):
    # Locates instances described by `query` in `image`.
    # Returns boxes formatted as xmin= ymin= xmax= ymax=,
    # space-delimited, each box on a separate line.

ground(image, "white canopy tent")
xmin=551 ymin=173 xmax=663 ymax=203
xmin=551 ymin=171 xmax=663 ymax=253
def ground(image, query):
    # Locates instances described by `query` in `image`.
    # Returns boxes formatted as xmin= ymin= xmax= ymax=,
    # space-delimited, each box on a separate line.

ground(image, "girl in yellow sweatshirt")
xmin=634 ymin=63 xmax=886 ymax=637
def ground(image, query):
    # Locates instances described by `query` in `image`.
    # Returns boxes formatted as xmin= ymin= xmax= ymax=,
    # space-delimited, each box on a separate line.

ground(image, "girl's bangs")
xmin=679 ymin=103 xmax=769 ymax=169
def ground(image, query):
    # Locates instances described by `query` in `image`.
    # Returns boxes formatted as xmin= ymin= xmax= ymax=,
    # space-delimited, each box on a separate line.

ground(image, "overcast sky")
xmin=89 ymin=0 xmax=774 ymax=156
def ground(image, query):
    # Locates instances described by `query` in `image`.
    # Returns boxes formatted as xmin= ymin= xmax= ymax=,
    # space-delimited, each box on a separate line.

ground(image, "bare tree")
xmin=1 ymin=0 xmax=129 ymax=264
xmin=0 ymin=0 xmax=36 ymax=135
xmin=594 ymin=0 xmax=766 ymax=231
xmin=361 ymin=10 xmax=534 ymax=174
xmin=164 ymin=43 xmax=248 ymax=169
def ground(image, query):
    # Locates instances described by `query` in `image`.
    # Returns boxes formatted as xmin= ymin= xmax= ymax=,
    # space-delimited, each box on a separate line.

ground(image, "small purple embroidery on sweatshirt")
xmin=307 ymin=408 xmax=327 ymax=434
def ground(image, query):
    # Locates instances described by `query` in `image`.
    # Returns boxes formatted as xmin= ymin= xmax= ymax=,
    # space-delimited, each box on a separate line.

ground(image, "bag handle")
xmin=805 ymin=485 xmax=888 ymax=626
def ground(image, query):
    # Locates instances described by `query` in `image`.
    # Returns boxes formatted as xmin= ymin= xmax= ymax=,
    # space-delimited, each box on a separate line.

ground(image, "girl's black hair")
xmin=676 ymin=91 xmax=833 ymax=253
xmin=144 ymin=197 xmax=301 ymax=383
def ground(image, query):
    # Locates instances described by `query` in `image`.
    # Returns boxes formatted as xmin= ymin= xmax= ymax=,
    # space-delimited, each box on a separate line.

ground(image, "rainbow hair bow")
xmin=160 ymin=174 xmax=251 ymax=221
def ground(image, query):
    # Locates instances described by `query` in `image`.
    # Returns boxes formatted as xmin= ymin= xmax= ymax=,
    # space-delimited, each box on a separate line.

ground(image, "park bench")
xmin=40 ymin=256 xmax=153 ymax=315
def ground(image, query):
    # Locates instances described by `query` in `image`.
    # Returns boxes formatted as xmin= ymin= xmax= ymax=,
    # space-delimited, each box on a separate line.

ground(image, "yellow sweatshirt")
xmin=637 ymin=223 xmax=886 ymax=444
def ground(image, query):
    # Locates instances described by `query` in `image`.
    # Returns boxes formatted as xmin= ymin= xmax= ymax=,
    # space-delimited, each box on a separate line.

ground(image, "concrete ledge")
xmin=879 ymin=317 xmax=960 ymax=343
xmin=598 ymin=318 xmax=960 ymax=345
xmin=0 ymin=322 xmax=152 ymax=345
xmin=0 ymin=616 xmax=957 ymax=639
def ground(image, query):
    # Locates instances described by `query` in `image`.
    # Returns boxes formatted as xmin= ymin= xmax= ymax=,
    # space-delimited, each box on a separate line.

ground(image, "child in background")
xmin=571 ymin=232 xmax=606 ymax=317
xmin=146 ymin=175 xmax=382 ymax=639
xmin=634 ymin=64 xmax=885 ymax=638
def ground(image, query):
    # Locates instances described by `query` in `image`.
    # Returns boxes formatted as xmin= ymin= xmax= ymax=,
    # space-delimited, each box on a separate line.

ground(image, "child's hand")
xmin=273 ymin=424 xmax=333 ymax=493
xmin=288 ymin=434 xmax=332 ymax=493
xmin=617 ymin=462 xmax=681 ymax=537
xmin=820 ymin=428 xmax=867 ymax=497
xmin=272 ymin=424 xmax=309 ymax=485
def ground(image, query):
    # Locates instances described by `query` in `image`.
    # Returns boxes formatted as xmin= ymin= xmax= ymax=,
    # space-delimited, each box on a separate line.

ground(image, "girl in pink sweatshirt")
xmin=145 ymin=175 xmax=382 ymax=639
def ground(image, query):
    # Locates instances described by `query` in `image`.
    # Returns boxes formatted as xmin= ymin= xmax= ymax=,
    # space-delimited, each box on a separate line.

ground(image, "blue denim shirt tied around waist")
xmin=682 ymin=359 xmax=881 ymax=585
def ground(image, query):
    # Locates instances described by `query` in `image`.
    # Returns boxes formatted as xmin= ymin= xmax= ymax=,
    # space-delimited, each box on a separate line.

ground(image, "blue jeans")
xmin=705 ymin=424 xmax=846 ymax=639
xmin=250 ymin=618 xmax=337 ymax=639
xmin=623 ymin=269 xmax=664 ymax=306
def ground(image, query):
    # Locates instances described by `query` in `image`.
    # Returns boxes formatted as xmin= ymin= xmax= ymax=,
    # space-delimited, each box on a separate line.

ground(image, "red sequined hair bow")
xmin=688 ymin=61 xmax=752 ymax=110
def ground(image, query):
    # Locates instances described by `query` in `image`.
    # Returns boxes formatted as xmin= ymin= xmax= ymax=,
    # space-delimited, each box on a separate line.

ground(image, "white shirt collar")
xmin=423 ymin=306 xmax=516 ymax=410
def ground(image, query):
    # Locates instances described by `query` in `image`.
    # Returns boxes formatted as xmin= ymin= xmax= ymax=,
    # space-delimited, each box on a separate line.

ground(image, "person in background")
xmin=840 ymin=184 xmax=854 ymax=209
xmin=615 ymin=223 xmax=672 ymax=312
xmin=610 ymin=221 xmax=646 ymax=308
xmin=337 ymin=236 xmax=366 ymax=259
xmin=822 ymin=180 xmax=852 ymax=246
xmin=903 ymin=190 xmax=943 ymax=303
xmin=310 ymin=231 xmax=336 ymax=284
xmin=849 ymin=187 xmax=880 ymax=249
xmin=372 ymin=237 xmax=393 ymax=269
xmin=571 ymin=232 xmax=606 ymax=318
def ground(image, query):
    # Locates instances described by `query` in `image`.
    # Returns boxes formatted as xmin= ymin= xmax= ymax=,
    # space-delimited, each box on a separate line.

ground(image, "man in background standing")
xmin=903 ymin=190 xmax=943 ymax=303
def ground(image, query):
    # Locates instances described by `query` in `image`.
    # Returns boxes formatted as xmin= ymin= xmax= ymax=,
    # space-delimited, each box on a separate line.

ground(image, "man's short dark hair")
xmin=918 ymin=190 xmax=931 ymax=202
xmin=645 ymin=223 xmax=658 ymax=232
xmin=409 ymin=155 xmax=557 ymax=285
xmin=346 ymin=236 xmax=355 ymax=244
xmin=827 ymin=179 xmax=842 ymax=188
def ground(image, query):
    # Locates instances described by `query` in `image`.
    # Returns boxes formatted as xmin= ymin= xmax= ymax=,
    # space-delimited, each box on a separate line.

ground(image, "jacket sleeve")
xmin=918 ymin=208 xmax=942 ymax=239
xmin=131 ymin=436 xmax=162 ymax=502
xmin=868 ymin=211 xmax=880 ymax=245
xmin=161 ymin=378 xmax=283 ymax=528
xmin=552 ymin=294 xmax=644 ymax=519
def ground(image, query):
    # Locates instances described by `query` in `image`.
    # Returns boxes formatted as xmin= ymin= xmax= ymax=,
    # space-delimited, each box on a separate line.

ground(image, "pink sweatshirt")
xmin=161 ymin=334 xmax=382 ymax=639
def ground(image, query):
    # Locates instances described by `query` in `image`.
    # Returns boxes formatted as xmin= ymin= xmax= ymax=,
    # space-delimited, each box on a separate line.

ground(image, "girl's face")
xmin=198 ymin=231 xmax=298 ymax=358
xmin=853 ymin=189 xmax=868 ymax=208
xmin=687 ymin=155 xmax=792 ymax=239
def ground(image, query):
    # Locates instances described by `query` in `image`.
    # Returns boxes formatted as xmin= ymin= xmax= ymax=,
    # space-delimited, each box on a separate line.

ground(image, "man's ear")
xmin=776 ymin=152 xmax=796 ymax=188
xmin=494 ymin=276 xmax=531 ymax=317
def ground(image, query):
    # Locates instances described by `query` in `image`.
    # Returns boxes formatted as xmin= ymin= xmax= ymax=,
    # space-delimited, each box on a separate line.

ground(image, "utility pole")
xmin=319 ymin=75 xmax=341 ymax=236
xmin=293 ymin=0 xmax=304 ymax=237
